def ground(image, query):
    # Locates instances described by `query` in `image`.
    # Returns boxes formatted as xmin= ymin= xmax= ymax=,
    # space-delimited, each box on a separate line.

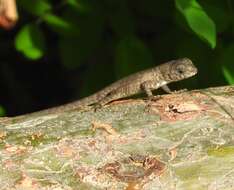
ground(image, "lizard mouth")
xmin=193 ymin=66 xmax=198 ymax=76
xmin=190 ymin=67 xmax=198 ymax=77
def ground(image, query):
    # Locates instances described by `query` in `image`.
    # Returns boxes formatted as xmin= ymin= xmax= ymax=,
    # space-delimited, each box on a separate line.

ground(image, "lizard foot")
xmin=92 ymin=103 xmax=103 ymax=112
xmin=147 ymin=95 xmax=162 ymax=102
xmin=172 ymin=88 xmax=187 ymax=94
xmin=144 ymin=95 xmax=162 ymax=112
xmin=66 ymin=105 xmax=91 ymax=113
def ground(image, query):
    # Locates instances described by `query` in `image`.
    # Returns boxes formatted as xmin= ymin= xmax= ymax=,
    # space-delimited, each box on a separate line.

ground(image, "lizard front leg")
xmin=161 ymin=84 xmax=172 ymax=93
xmin=140 ymin=81 xmax=161 ymax=113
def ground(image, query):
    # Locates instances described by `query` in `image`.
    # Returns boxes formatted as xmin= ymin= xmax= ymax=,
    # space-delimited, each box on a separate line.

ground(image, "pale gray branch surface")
xmin=0 ymin=85 xmax=234 ymax=190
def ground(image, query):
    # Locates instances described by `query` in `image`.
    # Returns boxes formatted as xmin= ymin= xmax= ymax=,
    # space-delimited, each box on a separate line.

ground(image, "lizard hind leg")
xmin=92 ymin=90 xmax=120 ymax=111
xmin=93 ymin=87 xmax=131 ymax=110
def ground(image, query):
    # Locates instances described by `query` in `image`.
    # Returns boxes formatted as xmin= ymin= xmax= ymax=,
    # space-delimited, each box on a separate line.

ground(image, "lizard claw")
xmin=172 ymin=88 xmax=187 ymax=94
xmin=144 ymin=95 xmax=162 ymax=113
xmin=147 ymin=95 xmax=162 ymax=102
xmin=92 ymin=103 xmax=102 ymax=112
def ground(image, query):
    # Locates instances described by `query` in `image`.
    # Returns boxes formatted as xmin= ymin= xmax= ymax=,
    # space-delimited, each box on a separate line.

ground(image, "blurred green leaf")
xmin=175 ymin=0 xmax=216 ymax=48
xmin=223 ymin=67 xmax=234 ymax=84
xmin=43 ymin=14 xmax=69 ymax=28
xmin=15 ymin=24 xmax=45 ymax=60
xmin=115 ymin=36 xmax=153 ymax=78
xmin=42 ymin=13 xmax=79 ymax=36
xmin=67 ymin=0 xmax=87 ymax=11
xmin=67 ymin=0 xmax=79 ymax=7
xmin=0 ymin=106 xmax=5 ymax=117
xmin=18 ymin=0 xmax=51 ymax=16
xmin=221 ymin=44 xmax=234 ymax=84
xmin=199 ymin=1 xmax=230 ymax=33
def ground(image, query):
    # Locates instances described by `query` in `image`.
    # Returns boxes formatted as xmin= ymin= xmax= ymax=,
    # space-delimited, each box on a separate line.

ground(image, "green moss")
xmin=178 ymin=179 xmax=208 ymax=190
xmin=176 ymin=164 xmax=202 ymax=180
xmin=207 ymin=146 xmax=234 ymax=157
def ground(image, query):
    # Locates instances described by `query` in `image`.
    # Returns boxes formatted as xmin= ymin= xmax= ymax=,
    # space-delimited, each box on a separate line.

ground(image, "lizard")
xmin=28 ymin=57 xmax=198 ymax=115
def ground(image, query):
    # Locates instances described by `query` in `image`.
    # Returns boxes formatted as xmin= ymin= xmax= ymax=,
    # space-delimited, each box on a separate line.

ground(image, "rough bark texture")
xmin=0 ymin=85 xmax=234 ymax=190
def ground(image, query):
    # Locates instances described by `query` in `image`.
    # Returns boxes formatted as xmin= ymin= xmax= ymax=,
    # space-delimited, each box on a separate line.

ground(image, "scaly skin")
xmin=29 ymin=58 xmax=198 ymax=115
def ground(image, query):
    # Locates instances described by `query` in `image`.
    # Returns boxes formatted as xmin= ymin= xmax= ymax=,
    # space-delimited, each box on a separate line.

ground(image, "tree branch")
xmin=0 ymin=85 xmax=234 ymax=189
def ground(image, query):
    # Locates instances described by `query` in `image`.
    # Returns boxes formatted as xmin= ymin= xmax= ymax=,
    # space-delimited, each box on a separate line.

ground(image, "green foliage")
xmin=15 ymin=24 xmax=45 ymax=60
xmin=221 ymin=44 xmax=234 ymax=84
xmin=42 ymin=13 xmax=79 ymax=36
xmin=175 ymin=0 xmax=216 ymax=48
xmin=0 ymin=106 xmax=6 ymax=117
xmin=199 ymin=1 xmax=230 ymax=33
xmin=223 ymin=68 xmax=234 ymax=84
xmin=18 ymin=0 xmax=52 ymax=16
xmin=13 ymin=0 xmax=234 ymax=92
xmin=67 ymin=0 xmax=80 ymax=8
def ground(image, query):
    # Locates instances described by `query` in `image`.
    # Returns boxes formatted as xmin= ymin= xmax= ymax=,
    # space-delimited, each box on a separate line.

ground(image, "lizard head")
xmin=168 ymin=58 xmax=198 ymax=81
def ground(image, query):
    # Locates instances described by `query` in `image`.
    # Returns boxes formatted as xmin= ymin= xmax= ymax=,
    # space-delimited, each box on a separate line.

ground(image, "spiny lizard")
xmin=32 ymin=58 xmax=198 ymax=114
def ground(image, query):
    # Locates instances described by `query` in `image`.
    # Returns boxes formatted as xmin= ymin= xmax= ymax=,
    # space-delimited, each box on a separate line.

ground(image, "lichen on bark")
xmin=0 ymin=85 xmax=234 ymax=190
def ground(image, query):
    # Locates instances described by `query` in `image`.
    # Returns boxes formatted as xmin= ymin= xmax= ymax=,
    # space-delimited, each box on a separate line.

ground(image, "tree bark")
xmin=0 ymin=85 xmax=234 ymax=190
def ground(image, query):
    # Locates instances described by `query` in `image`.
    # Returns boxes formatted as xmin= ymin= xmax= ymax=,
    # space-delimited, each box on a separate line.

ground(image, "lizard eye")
xmin=176 ymin=65 xmax=185 ymax=74
xmin=178 ymin=68 xmax=184 ymax=74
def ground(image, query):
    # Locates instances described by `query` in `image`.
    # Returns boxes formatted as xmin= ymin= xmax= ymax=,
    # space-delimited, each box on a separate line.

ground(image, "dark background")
xmin=0 ymin=0 xmax=233 ymax=116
